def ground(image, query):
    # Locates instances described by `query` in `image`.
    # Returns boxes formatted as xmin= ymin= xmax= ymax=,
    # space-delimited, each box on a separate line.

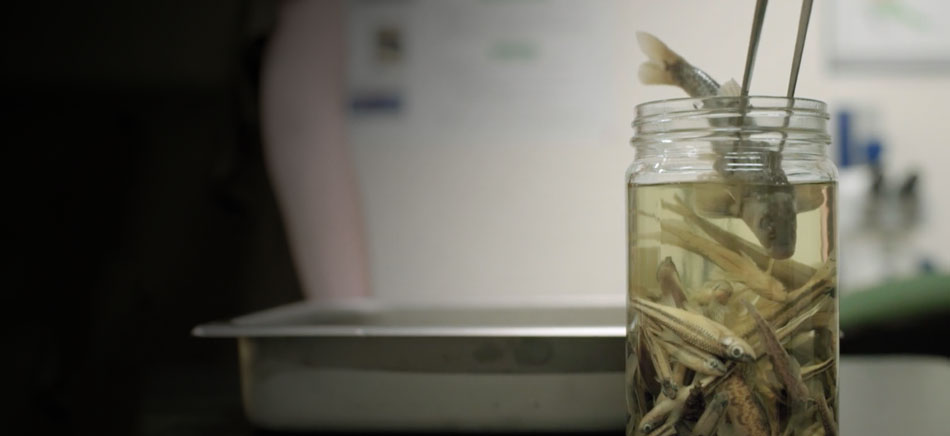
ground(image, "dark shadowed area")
xmin=3 ymin=1 xmax=301 ymax=434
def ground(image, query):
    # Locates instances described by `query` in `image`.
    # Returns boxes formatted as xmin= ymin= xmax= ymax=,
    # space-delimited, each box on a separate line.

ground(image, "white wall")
xmin=346 ymin=0 xmax=949 ymax=300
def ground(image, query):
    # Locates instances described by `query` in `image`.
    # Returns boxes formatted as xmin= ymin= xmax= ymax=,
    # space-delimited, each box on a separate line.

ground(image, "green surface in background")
xmin=840 ymin=274 xmax=950 ymax=329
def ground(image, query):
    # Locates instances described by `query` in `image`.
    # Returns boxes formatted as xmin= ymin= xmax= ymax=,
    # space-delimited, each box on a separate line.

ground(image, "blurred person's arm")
xmin=261 ymin=0 xmax=370 ymax=299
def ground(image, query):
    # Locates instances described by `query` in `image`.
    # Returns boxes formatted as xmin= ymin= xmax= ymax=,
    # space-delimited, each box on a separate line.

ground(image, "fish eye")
xmin=642 ymin=423 xmax=655 ymax=432
xmin=730 ymin=346 xmax=743 ymax=358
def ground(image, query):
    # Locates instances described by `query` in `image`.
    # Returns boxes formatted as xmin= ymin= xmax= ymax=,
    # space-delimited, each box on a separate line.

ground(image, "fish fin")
xmin=636 ymin=31 xmax=678 ymax=85
xmin=636 ymin=209 xmax=661 ymax=221
xmin=656 ymin=328 xmax=683 ymax=345
xmin=636 ymin=31 xmax=678 ymax=63
xmin=691 ymin=185 xmax=739 ymax=218
xmin=718 ymin=78 xmax=741 ymax=97
xmin=787 ymin=354 xmax=803 ymax=380
xmin=638 ymin=62 xmax=674 ymax=86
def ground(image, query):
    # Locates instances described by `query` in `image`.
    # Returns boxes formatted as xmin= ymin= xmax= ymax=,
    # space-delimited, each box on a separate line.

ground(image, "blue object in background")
xmin=866 ymin=139 xmax=883 ymax=167
xmin=837 ymin=110 xmax=852 ymax=167
xmin=350 ymin=92 xmax=403 ymax=115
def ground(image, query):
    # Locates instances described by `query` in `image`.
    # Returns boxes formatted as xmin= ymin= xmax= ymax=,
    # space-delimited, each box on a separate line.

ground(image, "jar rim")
xmin=630 ymin=95 xmax=831 ymax=154
xmin=633 ymin=95 xmax=827 ymax=114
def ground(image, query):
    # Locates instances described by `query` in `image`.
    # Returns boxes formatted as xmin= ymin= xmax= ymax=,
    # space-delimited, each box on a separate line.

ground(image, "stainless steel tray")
xmin=193 ymin=296 xmax=627 ymax=432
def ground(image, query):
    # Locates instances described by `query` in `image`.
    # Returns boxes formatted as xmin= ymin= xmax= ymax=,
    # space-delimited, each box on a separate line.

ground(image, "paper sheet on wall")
xmin=829 ymin=0 xmax=950 ymax=70
xmin=346 ymin=0 xmax=618 ymax=147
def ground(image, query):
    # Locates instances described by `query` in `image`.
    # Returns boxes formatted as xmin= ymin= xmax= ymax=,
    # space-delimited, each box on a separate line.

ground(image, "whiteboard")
xmin=828 ymin=0 xmax=950 ymax=71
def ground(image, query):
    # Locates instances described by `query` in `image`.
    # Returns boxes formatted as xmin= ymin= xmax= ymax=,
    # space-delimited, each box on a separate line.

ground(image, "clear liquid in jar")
xmin=626 ymin=181 xmax=837 ymax=436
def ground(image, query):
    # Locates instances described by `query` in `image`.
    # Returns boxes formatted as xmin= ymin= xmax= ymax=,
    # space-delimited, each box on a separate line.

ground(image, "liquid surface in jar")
xmin=626 ymin=181 xmax=837 ymax=436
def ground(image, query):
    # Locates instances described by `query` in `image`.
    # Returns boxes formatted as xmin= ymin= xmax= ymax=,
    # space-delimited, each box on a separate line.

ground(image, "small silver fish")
xmin=636 ymin=31 xmax=798 ymax=259
xmin=632 ymin=297 xmax=756 ymax=361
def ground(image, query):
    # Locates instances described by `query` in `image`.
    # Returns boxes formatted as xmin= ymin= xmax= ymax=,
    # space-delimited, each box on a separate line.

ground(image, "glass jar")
xmin=625 ymin=97 xmax=838 ymax=436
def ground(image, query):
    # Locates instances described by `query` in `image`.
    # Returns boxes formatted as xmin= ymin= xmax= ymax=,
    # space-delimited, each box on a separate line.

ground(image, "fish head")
xmin=708 ymin=280 xmax=734 ymax=304
xmin=640 ymin=421 xmax=659 ymax=435
xmin=661 ymin=380 xmax=679 ymax=400
xmin=721 ymin=336 xmax=756 ymax=362
xmin=704 ymin=357 xmax=728 ymax=375
xmin=743 ymin=189 xmax=797 ymax=259
xmin=656 ymin=256 xmax=676 ymax=281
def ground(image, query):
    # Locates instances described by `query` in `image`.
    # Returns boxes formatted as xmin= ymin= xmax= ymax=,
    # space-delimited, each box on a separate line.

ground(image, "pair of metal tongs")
xmin=740 ymin=0 xmax=815 ymax=99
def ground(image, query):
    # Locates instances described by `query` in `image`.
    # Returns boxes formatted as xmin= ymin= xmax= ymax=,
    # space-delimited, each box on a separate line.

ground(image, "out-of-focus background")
xmin=4 ymin=1 xmax=947 ymax=435
xmin=338 ymin=0 xmax=949 ymax=300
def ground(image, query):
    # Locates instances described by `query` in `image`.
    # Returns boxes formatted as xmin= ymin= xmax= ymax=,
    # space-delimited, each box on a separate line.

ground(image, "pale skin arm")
xmin=261 ymin=0 xmax=371 ymax=299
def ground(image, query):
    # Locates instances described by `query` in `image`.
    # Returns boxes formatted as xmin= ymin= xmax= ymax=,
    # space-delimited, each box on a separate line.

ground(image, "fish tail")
xmin=636 ymin=31 xmax=678 ymax=85
xmin=639 ymin=62 xmax=674 ymax=86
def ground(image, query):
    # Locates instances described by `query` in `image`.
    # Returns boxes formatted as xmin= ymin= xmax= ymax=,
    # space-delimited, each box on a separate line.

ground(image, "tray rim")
xmin=192 ymin=295 xmax=627 ymax=339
